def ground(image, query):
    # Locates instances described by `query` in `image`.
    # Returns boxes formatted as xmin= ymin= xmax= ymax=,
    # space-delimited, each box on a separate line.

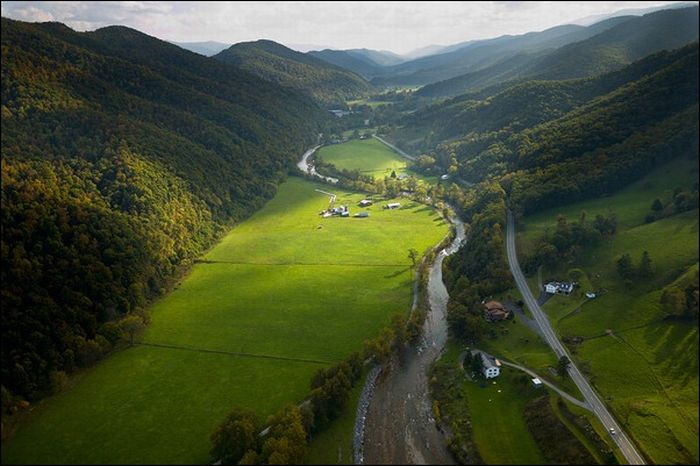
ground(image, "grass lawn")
xmin=514 ymin=155 xmax=699 ymax=464
xmin=461 ymin=366 xmax=547 ymax=464
xmin=346 ymin=99 xmax=394 ymax=108
xmin=2 ymin=177 xmax=448 ymax=465
xmin=315 ymin=138 xmax=423 ymax=181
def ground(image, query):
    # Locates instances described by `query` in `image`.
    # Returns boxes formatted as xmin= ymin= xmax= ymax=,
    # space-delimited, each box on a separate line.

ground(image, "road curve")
xmin=506 ymin=210 xmax=645 ymax=465
xmin=498 ymin=360 xmax=591 ymax=411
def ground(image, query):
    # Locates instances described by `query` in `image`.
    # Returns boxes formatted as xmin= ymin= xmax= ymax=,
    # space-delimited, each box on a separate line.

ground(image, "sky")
xmin=0 ymin=1 xmax=693 ymax=54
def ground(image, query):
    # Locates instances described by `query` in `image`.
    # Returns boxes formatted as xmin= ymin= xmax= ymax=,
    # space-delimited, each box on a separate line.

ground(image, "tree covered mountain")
xmin=1 ymin=18 xmax=325 ymax=399
xmin=214 ymin=40 xmax=373 ymax=107
xmin=405 ymin=42 xmax=698 ymax=214
xmin=408 ymin=44 xmax=699 ymax=142
xmin=373 ymin=17 xmax=633 ymax=87
xmin=308 ymin=48 xmax=403 ymax=79
xmin=416 ymin=6 xmax=699 ymax=97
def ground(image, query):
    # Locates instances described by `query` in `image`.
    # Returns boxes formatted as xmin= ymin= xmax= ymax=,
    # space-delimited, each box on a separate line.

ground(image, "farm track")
xmin=137 ymin=342 xmax=334 ymax=365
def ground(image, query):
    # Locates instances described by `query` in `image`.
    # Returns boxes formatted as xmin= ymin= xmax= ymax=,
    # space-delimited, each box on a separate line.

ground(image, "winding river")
xmin=297 ymin=145 xmax=465 ymax=464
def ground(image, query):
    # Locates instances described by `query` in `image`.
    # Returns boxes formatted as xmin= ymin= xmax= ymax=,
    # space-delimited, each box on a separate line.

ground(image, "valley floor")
xmin=2 ymin=177 xmax=448 ymax=464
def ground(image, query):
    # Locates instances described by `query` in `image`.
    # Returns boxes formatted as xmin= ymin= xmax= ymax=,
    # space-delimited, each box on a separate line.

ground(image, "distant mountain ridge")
xmin=170 ymin=40 xmax=231 ymax=56
xmin=370 ymin=17 xmax=632 ymax=87
xmin=416 ymin=6 xmax=699 ymax=97
xmin=214 ymin=39 xmax=372 ymax=106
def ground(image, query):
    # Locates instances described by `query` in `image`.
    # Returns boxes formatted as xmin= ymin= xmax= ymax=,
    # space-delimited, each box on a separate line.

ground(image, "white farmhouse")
xmin=471 ymin=350 xmax=500 ymax=378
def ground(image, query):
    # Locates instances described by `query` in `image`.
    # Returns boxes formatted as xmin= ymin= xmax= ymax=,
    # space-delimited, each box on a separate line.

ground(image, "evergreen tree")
xmin=638 ymin=251 xmax=653 ymax=278
xmin=616 ymin=253 xmax=634 ymax=279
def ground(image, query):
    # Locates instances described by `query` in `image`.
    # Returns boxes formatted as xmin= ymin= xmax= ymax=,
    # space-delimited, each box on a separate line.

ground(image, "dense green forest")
xmin=409 ymin=44 xmax=697 ymax=143
xmin=214 ymin=40 xmax=372 ymax=107
xmin=408 ymin=43 xmax=698 ymax=214
xmin=1 ymin=18 xmax=326 ymax=400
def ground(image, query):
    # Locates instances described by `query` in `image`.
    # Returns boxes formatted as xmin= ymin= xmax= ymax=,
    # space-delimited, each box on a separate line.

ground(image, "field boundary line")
xmin=196 ymin=259 xmax=409 ymax=268
xmin=138 ymin=342 xmax=335 ymax=365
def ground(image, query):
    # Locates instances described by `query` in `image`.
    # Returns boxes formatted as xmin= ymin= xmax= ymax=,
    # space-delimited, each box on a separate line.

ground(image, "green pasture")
xmin=515 ymin=156 xmax=699 ymax=464
xmin=517 ymin=155 xmax=698 ymax=249
xmin=461 ymin=365 xmax=547 ymax=464
xmin=3 ymin=177 xmax=448 ymax=464
xmin=347 ymin=99 xmax=393 ymax=108
xmin=315 ymin=138 xmax=411 ymax=180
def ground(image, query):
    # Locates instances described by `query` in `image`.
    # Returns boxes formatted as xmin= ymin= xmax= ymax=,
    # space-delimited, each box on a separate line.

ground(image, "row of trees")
xmin=210 ymin=353 xmax=364 ymax=465
xmin=210 ymin=305 xmax=422 ymax=464
xmin=616 ymin=251 xmax=653 ymax=281
xmin=210 ymin=404 xmax=308 ymax=465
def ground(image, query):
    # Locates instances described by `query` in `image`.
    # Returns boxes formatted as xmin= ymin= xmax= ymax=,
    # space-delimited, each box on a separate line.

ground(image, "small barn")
xmin=359 ymin=199 xmax=373 ymax=207
xmin=384 ymin=202 xmax=401 ymax=210
xmin=484 ymin=301 xmax=510 ymax=322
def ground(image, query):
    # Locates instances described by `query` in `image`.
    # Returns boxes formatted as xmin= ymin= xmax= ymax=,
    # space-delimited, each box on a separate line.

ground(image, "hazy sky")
xmin=0 ymin=1 xmax=692 ymax=54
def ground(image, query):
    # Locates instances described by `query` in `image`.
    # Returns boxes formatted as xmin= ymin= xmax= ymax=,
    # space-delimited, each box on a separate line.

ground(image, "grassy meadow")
xmin=316 ymin=138 xmax=413 ymax=180
xmin=2 ymin=177 xmax=448 ymax=464
xmin=515 ymin=155 xmax=699 ymax=464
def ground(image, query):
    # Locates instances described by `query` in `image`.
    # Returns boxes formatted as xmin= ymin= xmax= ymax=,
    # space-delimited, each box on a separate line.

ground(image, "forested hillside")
xmin=422 ymin=43 xmax=699 ymax=214
xmin=215 ymin=40 xmax=372 ymax=107
xmin=408 ymin=44 xmax=698 ymax=142
xmin=373 ymin=17 xmax=633 ymax=88
xmin=416 ymin=6 xmax=698 ymax=97
xmin=1 ymin=18 xmax=325 ymax=400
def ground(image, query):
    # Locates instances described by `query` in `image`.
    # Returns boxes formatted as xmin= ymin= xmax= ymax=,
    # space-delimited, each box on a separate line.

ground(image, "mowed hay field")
xmin=316 ymin=138 xmax=409 ymax=179
xmin=516 ymin=155 xmax=699 ymax=464
xmin=2 ymin=177 xmax=449 ymax=465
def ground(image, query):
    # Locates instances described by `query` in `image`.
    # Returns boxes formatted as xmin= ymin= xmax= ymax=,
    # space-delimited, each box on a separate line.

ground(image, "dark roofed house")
xmin=470 ymin=350 xmax=500 ymax=378
xmin=483 ymin=300 xmax=510 ymax=322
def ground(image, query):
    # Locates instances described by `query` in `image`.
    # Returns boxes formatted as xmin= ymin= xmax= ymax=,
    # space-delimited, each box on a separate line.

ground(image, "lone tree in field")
xmin=408 ymin=248 xmax=419 ymax=268
xmin=638 ymin=251 xmax=653 ymax=278
xmin=616 ymin=253 xmax=634 ymax=279
xmin=119 ymin=315 xmax=145 ymax=346
xmin=558 ymin=355 xmax=571 ymax=379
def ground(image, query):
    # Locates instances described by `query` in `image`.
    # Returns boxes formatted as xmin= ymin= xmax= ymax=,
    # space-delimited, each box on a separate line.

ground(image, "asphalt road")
xmin=372 ymin=135 xmax=415 ymax=161
xmin=506 ymin=210 xmax=645 ymax=465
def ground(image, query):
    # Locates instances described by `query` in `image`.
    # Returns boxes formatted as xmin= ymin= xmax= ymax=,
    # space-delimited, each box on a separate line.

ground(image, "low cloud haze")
xmin=0 ymin=1 xmax=691 ymax=54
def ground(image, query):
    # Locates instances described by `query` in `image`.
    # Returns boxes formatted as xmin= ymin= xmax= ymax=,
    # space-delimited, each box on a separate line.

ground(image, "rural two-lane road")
xmin=506 ymin=210 xmax=645 ymax=465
